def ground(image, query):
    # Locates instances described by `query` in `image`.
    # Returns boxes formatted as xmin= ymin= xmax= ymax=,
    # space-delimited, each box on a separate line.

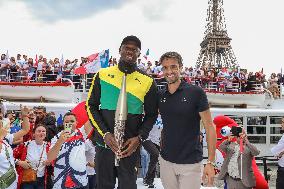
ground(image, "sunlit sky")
xmin=0 ymin=0 xmax=283 ymax=75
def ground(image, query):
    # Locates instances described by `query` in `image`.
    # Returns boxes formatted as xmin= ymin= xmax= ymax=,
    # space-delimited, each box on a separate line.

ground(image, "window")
xmin=247 ymin=126 xmax=266 ymax=134
xmin=248 ymin=136 xmax=266 ymax=144
xmin=270 ymin=117 xmax=283 ymax=124
xmin=247 ymin=116 xmax=267 ymax=125
xmin=270 ymin=136 xmax=282 ymax=144
xmin=270 ymin=127 xmax=282 ymax=134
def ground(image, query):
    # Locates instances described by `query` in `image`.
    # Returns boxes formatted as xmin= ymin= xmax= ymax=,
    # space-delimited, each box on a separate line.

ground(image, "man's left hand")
xmin=120 ymin=136 xmax=140 ymax=158
xmin=202 ymin=163 xmax=215 ymax=187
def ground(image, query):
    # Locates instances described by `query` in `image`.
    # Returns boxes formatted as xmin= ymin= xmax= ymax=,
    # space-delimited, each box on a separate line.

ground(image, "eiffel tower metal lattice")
xmin=196 ymin=0 xmax=239 ymax=69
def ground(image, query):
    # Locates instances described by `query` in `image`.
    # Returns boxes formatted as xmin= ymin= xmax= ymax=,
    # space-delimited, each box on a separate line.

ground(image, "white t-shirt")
xmin=25 ymin=140 xmax=48 ymax=177
xmin=147 ymin=115 xmax=163 ymax=145
xmin=0 ymin=134 xmax=17 ymax=189
xmin=51 ymin=127 xmax=88 ymax=189
xmin=85 ymin=139 xmax=96 ymax=175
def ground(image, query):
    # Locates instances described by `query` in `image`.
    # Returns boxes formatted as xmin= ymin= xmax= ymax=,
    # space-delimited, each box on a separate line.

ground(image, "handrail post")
xmin=263 ymin=157 xmax=268 ymax=181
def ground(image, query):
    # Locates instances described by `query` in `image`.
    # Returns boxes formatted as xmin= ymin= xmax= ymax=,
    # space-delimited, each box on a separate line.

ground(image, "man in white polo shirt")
xmin=271 ymin=117 xmax=284 ymax=189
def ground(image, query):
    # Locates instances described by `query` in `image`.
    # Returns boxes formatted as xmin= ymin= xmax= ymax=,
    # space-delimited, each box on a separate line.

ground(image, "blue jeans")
xmin=21 ymin=177 xmax=44 ymax=189
xmin=140 ymin=146 xmax=150 ymax=178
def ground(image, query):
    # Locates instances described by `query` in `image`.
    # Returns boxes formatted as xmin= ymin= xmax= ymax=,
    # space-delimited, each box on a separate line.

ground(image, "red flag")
xmin=34 ymin=54 xmax=38 ymax=68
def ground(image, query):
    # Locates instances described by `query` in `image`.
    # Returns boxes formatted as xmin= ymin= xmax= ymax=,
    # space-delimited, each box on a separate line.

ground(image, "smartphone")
xmin=64 ymin=123 xmax=73 ymax=133
xmin=231 ymin=126 xmax=242 ymax=137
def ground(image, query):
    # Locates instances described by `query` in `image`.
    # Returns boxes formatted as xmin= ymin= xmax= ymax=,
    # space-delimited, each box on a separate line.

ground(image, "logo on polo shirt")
xmin=160 ymin=97 xmax=166 ymax=103
xmin=181 ymin=97 xmax=188 ymax=102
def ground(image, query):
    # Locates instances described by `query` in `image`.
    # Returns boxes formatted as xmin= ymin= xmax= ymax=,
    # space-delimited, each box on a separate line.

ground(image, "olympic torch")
xmin=114 ymin=74 xmax=128 ymax=166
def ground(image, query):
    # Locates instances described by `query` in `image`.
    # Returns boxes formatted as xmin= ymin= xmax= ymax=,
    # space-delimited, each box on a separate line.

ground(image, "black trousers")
xmin=276 ymin=166 xmax=284 ymax=189
xmin=142 ymin=140 xmax=160 ymax=184
xmin=95 ymin=147 xmax=139 ymax=189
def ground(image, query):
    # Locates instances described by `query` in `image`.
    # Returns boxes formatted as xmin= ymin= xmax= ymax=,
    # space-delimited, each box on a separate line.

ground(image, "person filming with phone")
xmin=218 ymin=124 xmax=260 ymax=189
xmin=47 ymin=112 xmax=93 ymax=189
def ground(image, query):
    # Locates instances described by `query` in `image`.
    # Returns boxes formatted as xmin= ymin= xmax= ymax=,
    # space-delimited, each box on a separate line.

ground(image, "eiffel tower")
xmin=196 ymin=0 xmax=239 ymax=69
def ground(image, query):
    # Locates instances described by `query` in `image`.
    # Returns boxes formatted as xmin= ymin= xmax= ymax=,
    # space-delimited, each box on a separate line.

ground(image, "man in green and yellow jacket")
xmin=86 ymin=35 xmax=158 ymax=189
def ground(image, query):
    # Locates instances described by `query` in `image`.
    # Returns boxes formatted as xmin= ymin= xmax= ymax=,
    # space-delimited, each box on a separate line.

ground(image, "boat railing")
xmin=249 ymin=81 xmax=263 ymax=93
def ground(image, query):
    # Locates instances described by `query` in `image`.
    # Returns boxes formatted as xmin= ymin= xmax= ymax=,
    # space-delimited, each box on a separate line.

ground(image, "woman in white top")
xmin=0 ymin=105 xmax=30 ymax=189
xmin=14 ymin=124 xmax=51 ymax=189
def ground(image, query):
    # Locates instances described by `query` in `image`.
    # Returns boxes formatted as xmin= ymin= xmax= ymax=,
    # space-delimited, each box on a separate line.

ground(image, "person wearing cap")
xmin=86 ymin=35 xmax=158 ymax=189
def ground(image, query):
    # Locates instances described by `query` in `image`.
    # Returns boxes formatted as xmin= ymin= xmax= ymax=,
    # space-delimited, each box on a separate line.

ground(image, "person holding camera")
xmin=271 ymin=117 xmax=284 ymax=189
xmin=47 ymin=112 xmax=93 ymax=189
xmin=218 ymin=127 xmax=260 ymax=189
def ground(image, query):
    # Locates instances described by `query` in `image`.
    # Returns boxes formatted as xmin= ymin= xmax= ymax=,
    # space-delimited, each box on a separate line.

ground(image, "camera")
xmin=231 ymin=126 xmax=243 ymax=137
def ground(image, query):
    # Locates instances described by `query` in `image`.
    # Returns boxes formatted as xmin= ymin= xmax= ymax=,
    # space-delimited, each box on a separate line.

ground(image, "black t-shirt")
xmin=159 ymin=81 xmax=209 ymax=164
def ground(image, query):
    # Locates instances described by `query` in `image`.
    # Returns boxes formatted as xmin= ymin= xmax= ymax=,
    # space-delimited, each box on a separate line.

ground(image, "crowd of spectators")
xmin=1 ymin=53 xmax=284 ymax=98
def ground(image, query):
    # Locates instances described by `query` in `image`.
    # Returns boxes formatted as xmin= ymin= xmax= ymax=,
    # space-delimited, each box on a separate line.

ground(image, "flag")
xmin=143 ymin=49 xmax=149 ymax=60
xmin=60 ymin=54 xmax=64 ymax=67
xmin=5 ymin=50 xmax=9 ymax=63
xmin=87 ymin=53 xmax=99 ymax=63
xmin=74 ymin=49 xmax=109 ymax=74
xmin=34 ymin=54 xmax=38 ymax=68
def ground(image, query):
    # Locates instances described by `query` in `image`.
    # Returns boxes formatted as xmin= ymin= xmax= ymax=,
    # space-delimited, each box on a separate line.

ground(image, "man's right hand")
xmin=104 ymin=133 xmax=119 ymax=153
xmin=58 ymin=130 xmax=71 ymax=144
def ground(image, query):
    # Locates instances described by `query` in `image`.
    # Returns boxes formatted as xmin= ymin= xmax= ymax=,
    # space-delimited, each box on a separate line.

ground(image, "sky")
xmin=0 ymin=0 xmax=283 ymax=75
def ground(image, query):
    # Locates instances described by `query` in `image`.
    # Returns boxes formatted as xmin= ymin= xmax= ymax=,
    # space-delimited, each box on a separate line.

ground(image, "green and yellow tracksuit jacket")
xmin=86 ymin=65 xmax=158 ymax=147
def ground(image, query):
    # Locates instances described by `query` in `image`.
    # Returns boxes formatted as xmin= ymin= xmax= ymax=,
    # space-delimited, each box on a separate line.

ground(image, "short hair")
xmin=33 ymin=123 xmax=47 ymax=133
xmin=63 ymin=112 xmax=77 ymax=121
xmin=159 ymin=51 xmax=183 ymax=67
xmin=34 ymin=106 xmax=46 ymax=112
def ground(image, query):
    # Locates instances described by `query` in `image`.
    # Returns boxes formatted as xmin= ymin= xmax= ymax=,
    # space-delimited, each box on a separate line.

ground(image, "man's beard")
xmin=166 ymin=77 xmax=179 ymax=84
